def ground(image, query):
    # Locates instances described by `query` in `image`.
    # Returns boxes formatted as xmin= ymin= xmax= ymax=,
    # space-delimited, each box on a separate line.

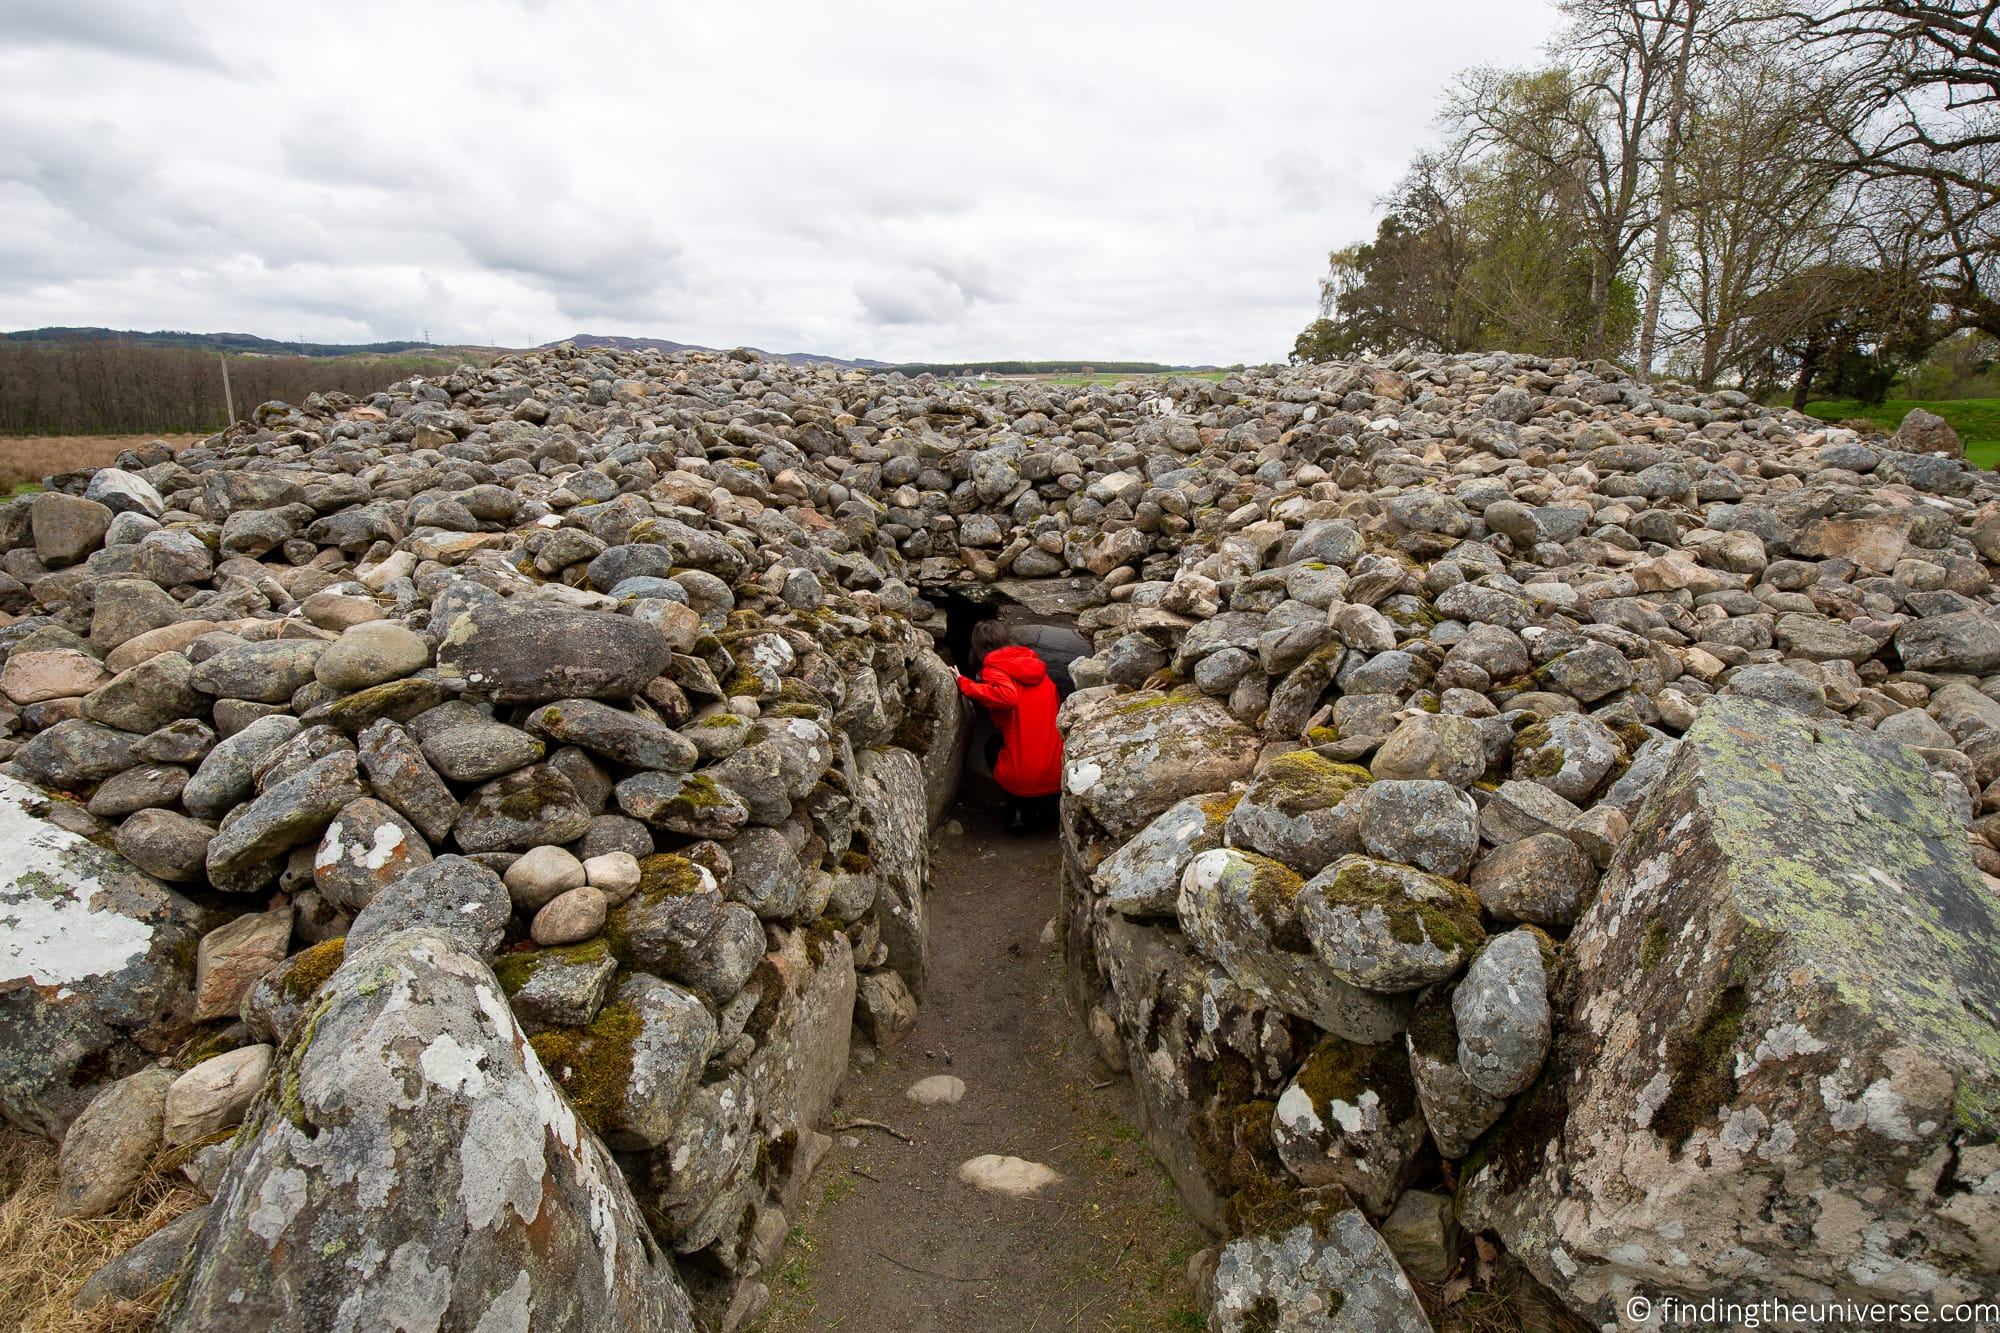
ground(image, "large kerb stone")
xmin=0 ymin=775 xmax=208 ymax=1136
xmin=1461 ymin=697 xmax=2000 ymax=1317
xmin=159 ymin=926 xmax=694 ymax=1330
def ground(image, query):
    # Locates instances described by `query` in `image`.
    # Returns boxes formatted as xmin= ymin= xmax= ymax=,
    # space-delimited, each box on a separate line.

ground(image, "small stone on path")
xmin=906 ymin=1075 xmax=966 ymax=1106
xmin=958 ymin=1154 xmax=1061 ymax=1197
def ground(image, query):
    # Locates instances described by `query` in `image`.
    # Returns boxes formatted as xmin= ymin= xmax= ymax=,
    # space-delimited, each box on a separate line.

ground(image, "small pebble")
xmin=582 ymin=850 xmax=642 ymax=903
xmin=531 ymin=885 xmax=608 ymax=946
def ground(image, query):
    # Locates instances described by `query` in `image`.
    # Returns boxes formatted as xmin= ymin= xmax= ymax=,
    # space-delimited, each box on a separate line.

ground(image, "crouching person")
xmin=957 ymin=622 xmax=1063 ymax=832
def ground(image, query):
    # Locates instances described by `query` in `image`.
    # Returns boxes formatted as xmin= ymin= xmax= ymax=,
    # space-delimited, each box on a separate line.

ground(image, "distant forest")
xmin=0 ymin=340 xmax=461 ymax=435
xmin=884 ymin=360 xmax=1198 ymax=376
xmin=3 ymin=326 xmax=436 ymax=358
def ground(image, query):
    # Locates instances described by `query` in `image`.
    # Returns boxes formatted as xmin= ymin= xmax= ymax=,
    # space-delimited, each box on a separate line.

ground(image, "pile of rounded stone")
xmin=1047 ymin=359 xmax=2000 ymax=1325
xmin=1 ymin=341 xmax=1997 ymax=1329
xmin=0 ymin=344 xmax=973 ymax=1330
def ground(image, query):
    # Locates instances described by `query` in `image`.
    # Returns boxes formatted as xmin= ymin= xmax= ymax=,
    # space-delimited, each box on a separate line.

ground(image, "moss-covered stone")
xmin=528 ymin=999 xmax=643 ymax=1135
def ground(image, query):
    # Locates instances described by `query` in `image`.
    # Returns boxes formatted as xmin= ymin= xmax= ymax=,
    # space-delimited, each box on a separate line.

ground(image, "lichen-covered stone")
xmin=355 ymin=718 xmax=459 ymax=844
xmin=1178 ymin=848 xmax=1406 ymax=1042
xmin=1356 ymin=779 xmax=1478 ymax=880
xmin=1271 ymin=1035 xmax=1428 ymax=1214
xmin=493 ymin=938 xmax=617 ymax=1032
xmin=526 ymin=697 xmax=698 ymax=772
xmin=858 ymin=745 xmax=930 ymax=995
xmin=1209 ymin=1201 xmax=1432 ymax=1332
xmin=1462 ymin=698 xmax=2000 ymax=1318
xmin=1451 ymin=929 xmax=1550 ymax=1097
xmin=0 ymin=775 xmax=207 ymax=1136
xmin=531 ymin=972 xmax=714 ymax=1149
xmin=204 ymin=750 xmax=365 ymax=886
xmin=1297 ymin=855 xmax=1485 ymax=993
xmin=614 ymin=770 xmax=752 ymax=839
xmin=604 ymin=855 xmax=763 ymax=1004
xmin=1095 ymin=791 xmax=1235 ymax=918
xmin=1467 ymin=832 xmax=1597 ymax=927
xmin=1509 ymin=713 xmax=1623 ymax=804
xmin=1224 ymin=752 xmax=1371 ymax=875
xmin=452 ymin=762 xmax=592 ymax=853
xmin=348 ymin=855 xmax=511 ymax=957
xmin=1063 ymin=689 xmax=1262 ymax=842
xmin=1404 ymin=985 xmax=1504 ymax=1159
xmin=158 ymin=927 xmax=695 ymax=1331
xmin=313 ymin=797 xmax=431 ymax=914
xmin=637 ymin=1072 xmax=761 ymax=1255
xmin=1368 ymin=712 xmax=1486 ymax=786
xmin=436 ymin=602 xmax=673 ymax=704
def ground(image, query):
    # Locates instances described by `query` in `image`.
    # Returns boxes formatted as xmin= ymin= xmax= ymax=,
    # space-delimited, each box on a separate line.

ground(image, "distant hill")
xmin=3 ymin=327 xmax=441 ymax=358
xmin=3 ymin=327 xmax=1210 ymax=379
xmin=551 ymin=333 xmax=889 ymax=370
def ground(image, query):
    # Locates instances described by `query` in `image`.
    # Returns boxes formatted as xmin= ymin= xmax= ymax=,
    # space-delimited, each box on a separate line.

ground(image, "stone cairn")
xmin=0 ymin=343 xmax=1993 ymax=1330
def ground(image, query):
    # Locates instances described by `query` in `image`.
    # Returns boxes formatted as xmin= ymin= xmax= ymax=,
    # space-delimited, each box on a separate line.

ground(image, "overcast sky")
xmin=0 ymin=0 xmax=1556 ymax=365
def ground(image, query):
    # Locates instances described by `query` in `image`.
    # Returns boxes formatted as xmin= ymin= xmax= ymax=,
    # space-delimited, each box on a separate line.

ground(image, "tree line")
xmin=3 ymin=327 xmax=435 ymax=358
xmin=0 ymin=340 xmax=462 ymax=436
xmin=1293 ymin=0 xmax=1999 ymax=406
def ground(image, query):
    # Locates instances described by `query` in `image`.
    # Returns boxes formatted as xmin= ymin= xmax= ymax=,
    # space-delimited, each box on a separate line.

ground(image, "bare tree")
xmin=1663 ymin=42 xmax=1860 ymax=384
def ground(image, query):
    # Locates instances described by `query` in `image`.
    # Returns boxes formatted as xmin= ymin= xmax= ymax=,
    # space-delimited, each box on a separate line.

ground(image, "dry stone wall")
xmin=0 ymin=343 xmax=1997 ymax=1328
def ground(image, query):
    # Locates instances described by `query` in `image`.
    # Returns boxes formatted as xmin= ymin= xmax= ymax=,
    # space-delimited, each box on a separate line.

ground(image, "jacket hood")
xmin=982 ymin=645 xmax=1049 ymax=685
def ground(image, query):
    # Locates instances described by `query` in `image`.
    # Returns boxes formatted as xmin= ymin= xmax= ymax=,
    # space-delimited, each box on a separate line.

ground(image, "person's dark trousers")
xmin=984 ymin=734 xmax=1055 ymax=833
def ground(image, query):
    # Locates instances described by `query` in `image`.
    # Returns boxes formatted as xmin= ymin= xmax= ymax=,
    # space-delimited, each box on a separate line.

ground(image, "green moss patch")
xmin=277 ymin=937 xmax=346 ymax=1001
xmin=1653 ymin=985 xmax=1748 ymax=1151
xmin=528 ymin=998 xmax=642 ymax=1134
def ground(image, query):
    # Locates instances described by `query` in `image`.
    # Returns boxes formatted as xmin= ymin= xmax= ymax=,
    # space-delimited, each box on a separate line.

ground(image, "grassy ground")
xmin=0 ymin=435 xmax=201 ymax=495
xmin=0 ymin=1129 xmax=204 ymax=1331
xmin=1802 ymin=398 xmax=2000 ymax=468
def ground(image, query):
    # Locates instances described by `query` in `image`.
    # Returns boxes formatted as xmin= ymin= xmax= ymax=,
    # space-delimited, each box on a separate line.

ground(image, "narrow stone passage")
xmin=761 ymin=804 xmax=1206 ymax=1332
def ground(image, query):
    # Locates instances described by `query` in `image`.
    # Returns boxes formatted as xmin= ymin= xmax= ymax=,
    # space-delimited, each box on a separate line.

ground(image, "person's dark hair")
xmin=969 ymin=619 xmax=1011 ymax=661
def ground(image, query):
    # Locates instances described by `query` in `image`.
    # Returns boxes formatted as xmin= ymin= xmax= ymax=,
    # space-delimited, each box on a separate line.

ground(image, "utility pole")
xmin=219 ymin=353 xmax=235 ymax=425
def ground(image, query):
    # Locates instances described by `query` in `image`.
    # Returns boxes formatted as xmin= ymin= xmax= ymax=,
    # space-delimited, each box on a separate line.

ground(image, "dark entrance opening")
xmin=925 ymin=582 xmax=1093 ymax=814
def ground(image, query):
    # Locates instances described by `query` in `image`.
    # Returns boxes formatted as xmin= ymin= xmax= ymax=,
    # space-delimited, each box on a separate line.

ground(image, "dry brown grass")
xmin=0 ymin=435 xmax=201 ymax=493
xmin=0 ymin=1127 xmax=205 ymax=1332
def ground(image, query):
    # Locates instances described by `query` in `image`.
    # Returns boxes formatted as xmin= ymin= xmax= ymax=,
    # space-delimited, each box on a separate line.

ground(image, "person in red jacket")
xmin=958 ymin=621 xmax=1063 ymax=832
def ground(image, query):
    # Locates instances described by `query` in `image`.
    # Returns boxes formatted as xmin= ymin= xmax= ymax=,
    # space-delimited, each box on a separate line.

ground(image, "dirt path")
xmin=760 ymin=804 xmax=1207 ymax=1332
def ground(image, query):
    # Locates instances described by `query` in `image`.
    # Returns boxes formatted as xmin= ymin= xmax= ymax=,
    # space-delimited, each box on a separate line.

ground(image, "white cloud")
xmin=0 ymin=0 xmax=1557 ymax=362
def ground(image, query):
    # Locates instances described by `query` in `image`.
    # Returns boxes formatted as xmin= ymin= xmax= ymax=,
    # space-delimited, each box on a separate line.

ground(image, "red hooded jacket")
xmin=958 ymin=645 xmax=1063 ymax=798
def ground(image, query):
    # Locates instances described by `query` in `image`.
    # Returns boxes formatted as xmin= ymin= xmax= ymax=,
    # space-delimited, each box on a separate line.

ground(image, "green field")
xmin=1035 ymin=369 xmax=1235 ymax=387
xmin=1803 ymin=398 xmax=2000 ymax=469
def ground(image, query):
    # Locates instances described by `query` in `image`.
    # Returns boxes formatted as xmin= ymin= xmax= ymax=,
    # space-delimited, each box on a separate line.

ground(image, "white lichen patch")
xmin=363 ymin=824 xmax=406 ymax=870
xmin=1820 ymin=1075 xmax=1918 ymax=1141
xmin=247 ymin=1165 xmax=310 ymax=1245
xmin=420 ymin=1033 xmax=489 ymax=1097
xmin=0 ymin=779 xmax=157 ymax=988
xmin=1743 ymin=1022 xmax=1827 ymax=1076
xmin=1276 ymin=1083 xmax=1324 ymax=1136
xmin=316 ymin=821 xmax=345 ymax=870
xmin=1066 ymin=758 xmax=1103 ymax=795
xmin=471 ymin=1271 xmax=534 ymax=1333
xmin=1632 ymin=1071 xmax=1671 ymax=1128
xmin=1326 ymin=1090 xmax=1379 ymax=1135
